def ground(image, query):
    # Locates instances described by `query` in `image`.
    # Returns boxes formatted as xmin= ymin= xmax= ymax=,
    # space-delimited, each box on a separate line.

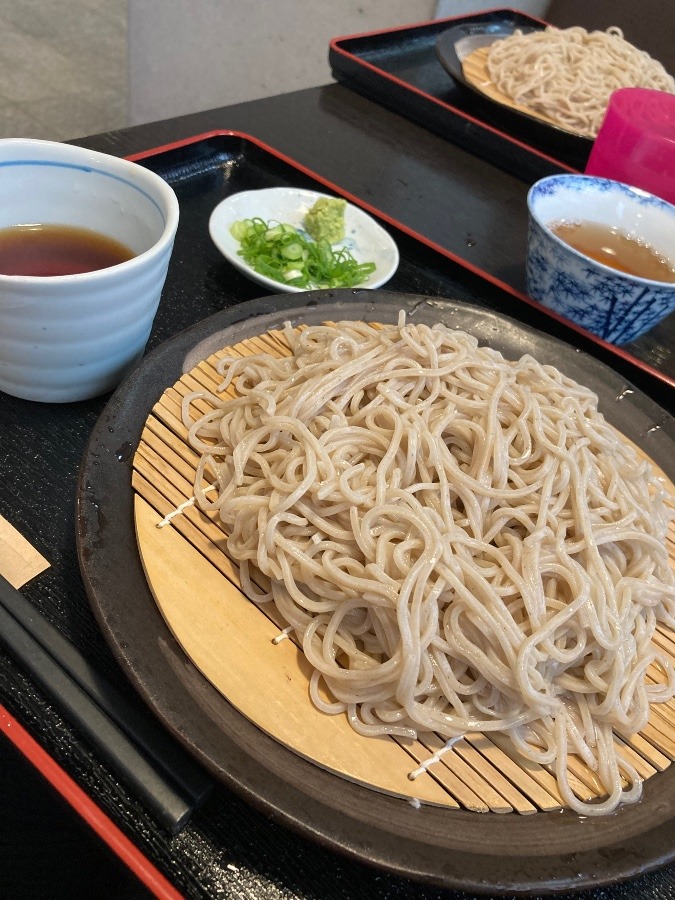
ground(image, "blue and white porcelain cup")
xmin=526 ymin=174 xmax=675 ymax=346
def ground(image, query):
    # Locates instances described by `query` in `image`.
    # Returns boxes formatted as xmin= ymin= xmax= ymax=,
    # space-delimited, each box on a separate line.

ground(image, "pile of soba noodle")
xmin=486 ymin=26 xmax=675 ymax=137
xmin=183 ymin=315 xmax=675 ymax=816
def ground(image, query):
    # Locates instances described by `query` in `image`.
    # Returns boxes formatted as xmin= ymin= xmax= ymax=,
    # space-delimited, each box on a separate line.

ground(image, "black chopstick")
xmin=0 ymin=573 xmax=212 ymax=806
xmin=0 ymin=573 xmax=213 ymax=833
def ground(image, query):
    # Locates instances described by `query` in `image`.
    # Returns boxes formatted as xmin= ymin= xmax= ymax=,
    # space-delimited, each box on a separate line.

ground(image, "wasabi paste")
xmin=304 ymin=197 xmax=347 ymax=244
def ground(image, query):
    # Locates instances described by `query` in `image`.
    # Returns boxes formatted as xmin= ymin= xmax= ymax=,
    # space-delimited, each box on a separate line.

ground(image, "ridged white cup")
xmin=0 ymin=139 xmax=179 ymax=402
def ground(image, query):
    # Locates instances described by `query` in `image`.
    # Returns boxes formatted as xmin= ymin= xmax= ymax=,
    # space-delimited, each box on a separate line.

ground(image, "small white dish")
xmin=209 ymin=187 xmax=399 ymax=293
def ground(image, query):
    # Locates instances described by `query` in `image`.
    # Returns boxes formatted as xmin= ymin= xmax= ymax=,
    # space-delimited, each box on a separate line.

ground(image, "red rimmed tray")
xmin=4 ymin=120 xmax=674 ymax=900
xmin=74 ymin=132 xmax=675 ymax=897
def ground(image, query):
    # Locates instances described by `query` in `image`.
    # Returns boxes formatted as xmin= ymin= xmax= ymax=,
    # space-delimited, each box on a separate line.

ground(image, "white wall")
xmin=129 ymin=0 xmax=441 ymax=126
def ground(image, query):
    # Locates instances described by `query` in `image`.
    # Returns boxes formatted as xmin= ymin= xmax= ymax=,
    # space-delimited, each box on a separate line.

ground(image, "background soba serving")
xmin=475 ymin=25 xmax=675 ymax=138
xmin=148 ymin=316 xmax=672 ymax=816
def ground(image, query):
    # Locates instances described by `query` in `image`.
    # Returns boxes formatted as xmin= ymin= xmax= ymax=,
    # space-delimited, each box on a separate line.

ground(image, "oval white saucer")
xmin=209 ymin=187 xmax=399 ymax=293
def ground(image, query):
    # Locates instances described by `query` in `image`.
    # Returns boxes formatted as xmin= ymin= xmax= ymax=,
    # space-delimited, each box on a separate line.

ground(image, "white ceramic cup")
xmin=0 ymin=139 xmax=180 ymax=402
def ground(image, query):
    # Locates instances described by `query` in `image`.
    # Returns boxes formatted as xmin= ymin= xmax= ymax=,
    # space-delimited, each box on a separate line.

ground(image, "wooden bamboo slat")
xmin=132 ymin=327 xmax=675 ymax=816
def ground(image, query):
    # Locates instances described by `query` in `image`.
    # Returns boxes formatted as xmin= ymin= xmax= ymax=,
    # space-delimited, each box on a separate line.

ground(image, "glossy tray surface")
xmin=330 ymin=9 xmax=592 ymax=175
xmin=4 ymin=128 xmax=675 ymax=900
xmin=77 ymin=133 xmax=675 ymax=894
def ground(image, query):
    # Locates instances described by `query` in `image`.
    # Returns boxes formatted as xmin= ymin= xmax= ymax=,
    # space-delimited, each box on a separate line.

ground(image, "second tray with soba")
xmin=329 ymin=8 xmax=593 ymax=175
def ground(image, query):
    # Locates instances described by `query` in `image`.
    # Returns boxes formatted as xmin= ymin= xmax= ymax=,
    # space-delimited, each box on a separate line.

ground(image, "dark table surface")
xmin=2 ymin=82 xmax=675 ymax=900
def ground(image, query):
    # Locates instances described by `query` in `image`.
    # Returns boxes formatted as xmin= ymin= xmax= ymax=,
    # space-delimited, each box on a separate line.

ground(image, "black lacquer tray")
xmin=4 ymin=129 xmax=675 ymax=898
xmin=329 ymin=8 xmax=593 ymax=176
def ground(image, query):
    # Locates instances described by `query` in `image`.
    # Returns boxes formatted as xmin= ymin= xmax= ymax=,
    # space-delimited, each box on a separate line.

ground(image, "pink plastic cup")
xmin=585 ymin=87 xmax=675 ymax=205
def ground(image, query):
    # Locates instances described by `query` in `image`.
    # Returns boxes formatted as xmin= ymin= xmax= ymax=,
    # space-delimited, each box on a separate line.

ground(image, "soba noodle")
xmin=486 ymin=26 xmax=675 ymax=138
xmin=182 ymin=315 xmax=675 ymax=815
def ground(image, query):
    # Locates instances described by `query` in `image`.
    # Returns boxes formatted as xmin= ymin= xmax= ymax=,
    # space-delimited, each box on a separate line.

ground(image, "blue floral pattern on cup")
xmin=526 ymin=175 xmax=675 ymax=346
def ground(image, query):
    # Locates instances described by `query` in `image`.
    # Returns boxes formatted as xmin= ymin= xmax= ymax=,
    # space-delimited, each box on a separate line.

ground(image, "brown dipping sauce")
xmin=0 ymin=224 xmax=135 ymax=276
xmin=550 ymin=220 xmax=675 ymax=283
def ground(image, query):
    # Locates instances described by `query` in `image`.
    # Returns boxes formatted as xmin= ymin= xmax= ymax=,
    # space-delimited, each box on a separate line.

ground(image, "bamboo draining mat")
xmin=461 ymin=47 xmax=584 ymax=138
xmin=133 ymin=326 xmax=675 ymax=815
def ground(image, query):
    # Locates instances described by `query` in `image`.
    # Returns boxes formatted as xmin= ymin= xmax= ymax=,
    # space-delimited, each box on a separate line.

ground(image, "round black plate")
xmin=76 ymin=289 xmax=675 ymax=895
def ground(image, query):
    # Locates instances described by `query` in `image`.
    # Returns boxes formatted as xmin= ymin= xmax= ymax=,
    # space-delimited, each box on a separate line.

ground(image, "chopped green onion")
xmin=281 ymin=242 xmax=304 ymax=260
xmin=229 ymin=219 xmax=249 ymax=242
xmin=229 ymin=217 xmax=376 ymax=289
